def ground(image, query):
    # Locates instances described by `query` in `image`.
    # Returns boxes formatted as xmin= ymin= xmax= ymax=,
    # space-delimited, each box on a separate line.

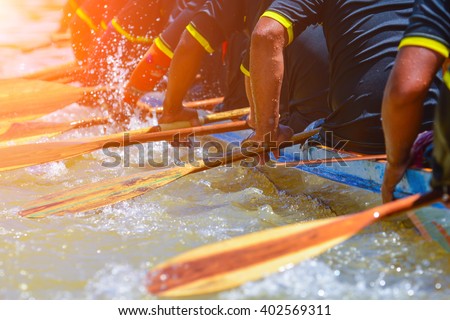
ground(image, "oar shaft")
xmin=137 ymin=97 xmax=225 ymax=114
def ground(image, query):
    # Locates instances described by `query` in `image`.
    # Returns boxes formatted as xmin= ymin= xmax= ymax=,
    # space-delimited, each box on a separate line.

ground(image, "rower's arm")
xmin=249 ymin=17 xmax=288 ymax=140
xmin=160 ymin=30 xmax=207 ymax=123
xmin=381 ymin=45 xmax=443 ymax=202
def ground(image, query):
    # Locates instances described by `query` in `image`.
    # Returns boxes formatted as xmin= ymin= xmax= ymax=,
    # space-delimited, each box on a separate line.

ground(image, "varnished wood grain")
xmin=0 ymin=117 xmax=109 ymax=144
xmin=147 ymin=191 xmax=441 ymax=297
xmin=0 ymin=79 xmax=100 ymax=122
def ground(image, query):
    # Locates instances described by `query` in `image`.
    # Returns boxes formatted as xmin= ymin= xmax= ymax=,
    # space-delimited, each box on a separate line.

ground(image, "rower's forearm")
xmin=382 ymin=46 xmax=443 ymax=167
xmin=250 ymin=18 xmax=286 ymax=138
xmin=382 ymin=97 xmax=423 ymax=167
xmin=163 ymin=32 xmax=206 ymax=113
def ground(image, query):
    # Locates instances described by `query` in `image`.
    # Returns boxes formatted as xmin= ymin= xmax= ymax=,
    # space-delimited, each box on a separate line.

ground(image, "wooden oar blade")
xmin=0 ymin=121 xmax=68 ymax=144
xmin=147 ymin=217 xmax=354 ymax=297
xmin=21 ymin=61 xmax=84 ymax=82
xmin=147 ymin=191 xmax=441 ymax=297
xmin=18 ymin=121 xmax=249 ymax=217
xmin=0 ymin=117 xmax=109 ymax=144
xmin=20 ymin=166 xmax=195 ymax=218
xmin=0 ymin=79 xmax=93 ymax=122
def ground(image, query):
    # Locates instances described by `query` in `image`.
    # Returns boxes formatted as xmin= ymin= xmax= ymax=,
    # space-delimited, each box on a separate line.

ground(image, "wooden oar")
xmin=137 ymin=97 xmax=224 ymax=114
xmin=0 ymin=96 xmax=229 ymax=144
xmin=20 ymin=61 xmax=85 ymax=82
xmin=19 ymin=128 xmax=317 ymax=218
xmin=1 ymin=32 xmax=71 ymax=53
xmin=146 ymin=190 xmax=442 ymax=297
xmin=0 ymin=108 xmax=250 ymax=172
xmin=0 ymin=117 xmax=109 ymax=144
xmin=0 ymin=79 xmax=103 ymax=122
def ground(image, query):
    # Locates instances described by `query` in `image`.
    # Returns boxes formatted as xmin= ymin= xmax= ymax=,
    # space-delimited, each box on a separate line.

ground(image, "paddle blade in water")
xmin=0 ymin=79 xmax=96 ymax=122
xmin=146 ymin=191 xmax=440 ymax=297
xmin=21 ymin=61 xmax=84 ymax=82
xmin=0 ymin=118 xmax=109 ymax=144
xmin=20 ymin=166 xmax=198 ymax=218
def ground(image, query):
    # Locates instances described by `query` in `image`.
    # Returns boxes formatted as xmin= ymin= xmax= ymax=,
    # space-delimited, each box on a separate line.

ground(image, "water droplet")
xmin=379 ymin=280 xmax=386 ymax=287
xmin=435 ymin=283 xmax=442 ymax=290
xmin=334 ymin=270 xmax=341 ymax=276
xmin=373 ymin=211 xmax=380 ymax=218
xmin=317 ymin=289 xmax=325 ymax=297
xmin=19 ymin=283 xmax=28 ymax=291
xmin=407 ymin=289 xmax=414 ymax=296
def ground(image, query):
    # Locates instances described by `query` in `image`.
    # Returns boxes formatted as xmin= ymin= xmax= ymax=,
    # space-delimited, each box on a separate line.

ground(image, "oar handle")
xmin=137 ymin=97 xmax=225 ymax=115
xmin=290 ymin=128 xmax=321 ymax=145
xmin=155 ymin=108 xmax=250 ymax=131
xmin=203 ymin=107 xmax=249 ymax=124
xmin=183 ymin=97 xmax=224 ymax=109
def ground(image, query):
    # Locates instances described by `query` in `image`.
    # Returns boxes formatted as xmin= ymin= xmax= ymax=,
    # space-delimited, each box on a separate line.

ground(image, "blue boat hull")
xmin=212 ymin=128 xmax=450 ymax=252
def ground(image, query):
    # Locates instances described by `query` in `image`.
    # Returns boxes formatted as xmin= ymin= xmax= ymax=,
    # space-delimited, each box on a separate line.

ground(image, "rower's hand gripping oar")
xmin=146 ymin=190 xmax=442 ymax=298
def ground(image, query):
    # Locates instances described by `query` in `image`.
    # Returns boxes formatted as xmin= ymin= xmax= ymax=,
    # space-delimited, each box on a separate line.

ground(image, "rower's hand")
xmin=158 ymin=107 xmax=200 ymax=126
xmin=242 ymin=124 xmax=294 ymax=165
xmin=381 ymin=162 xmax=409 ymax=203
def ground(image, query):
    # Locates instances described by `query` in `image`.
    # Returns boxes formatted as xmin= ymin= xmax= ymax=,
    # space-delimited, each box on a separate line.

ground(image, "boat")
xmin=211 ymin=128 xmax=450 ymax=252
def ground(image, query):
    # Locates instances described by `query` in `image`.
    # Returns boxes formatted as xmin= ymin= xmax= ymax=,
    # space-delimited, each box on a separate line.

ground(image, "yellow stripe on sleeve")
xmin=75 ymin=7 xmax=98 ymax=32
xmin=186 ymin=23 xmax=215 ymax=54
xmin=261 ymin=11 xmax=294 ymax=45
xmin=444 ymin=70 xmax=450 ymax=90
xmin=111 ymin=18 xmax=153 ymax=43
xmin=240 ymin=64 xmax=250 ymax=77
xmin=154 ymin=37 xmax=174 ymax=59
xmin=399 ymin=36 xmax=450 ymax=58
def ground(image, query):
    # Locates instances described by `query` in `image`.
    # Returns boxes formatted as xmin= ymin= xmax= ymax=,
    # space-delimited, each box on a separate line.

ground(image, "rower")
xmin=69 ymin=0 xmax=127 ymax=63
xmin=79 ymin=0 xmax=175 ymax=85
xmin=247 ymin=0 xmax=440 ymax=155
xmin=54 ymin=0 xmax=86 ymax=36
xmin=73 ymin=0 xmax=227 ymax=111
xmin=157 ymin=0 xmax=330 ymax=132
xmin=381 ymin=0 xmax=450 ymax=203
xmin=123 ymin=0 xmax=210 ymax=106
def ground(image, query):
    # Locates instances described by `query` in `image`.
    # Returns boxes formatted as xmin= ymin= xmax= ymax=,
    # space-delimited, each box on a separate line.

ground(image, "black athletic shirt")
xmin=187 ymin=0 xmax=273 ymax=53
xmin=266 ymin=0 xmax=441 ymax=153
xmin=158 ymin=0 xmax=207 ymax=52
xmin=280 ymin=25 xmax=330 ymax=133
